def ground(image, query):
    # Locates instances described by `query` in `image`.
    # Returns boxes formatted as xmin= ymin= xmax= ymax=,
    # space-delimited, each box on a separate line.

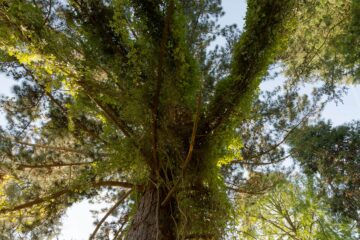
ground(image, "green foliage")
xmin=288 ymin=121 xmax=360 ymax=225
xmin=283 ymin=0 xmax=360 ymax=85
xmin=237 ymin=177 xmax=357 ymax=239
xmin=204 ymin=0 xmax=297 ymax=135
xmin=0 ymin=0 xmax=358 ymax=239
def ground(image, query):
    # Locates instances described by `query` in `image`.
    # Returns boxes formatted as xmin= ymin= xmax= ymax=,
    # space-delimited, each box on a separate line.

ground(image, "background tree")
xmin=288 ymin=121 xmax=360 ymax=229
xmin=282 ymin=0 xmax=360 ymax=85
xmin=237 ymin=177 xmax=357 ymax=240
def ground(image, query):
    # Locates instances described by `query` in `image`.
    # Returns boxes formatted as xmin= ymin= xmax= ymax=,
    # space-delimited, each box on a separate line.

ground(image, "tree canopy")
xmin=0 ymin=0 xmax=359 ymax=239
xmin=288 ymin=121 xmax=360 ymax=227
xmin=237 ymin=177 xmax=357 ymax=239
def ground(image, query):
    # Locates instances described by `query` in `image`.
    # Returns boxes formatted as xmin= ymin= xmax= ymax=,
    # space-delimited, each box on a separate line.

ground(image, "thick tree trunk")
xmin=126 ymin=184 xmax=176 ymax=240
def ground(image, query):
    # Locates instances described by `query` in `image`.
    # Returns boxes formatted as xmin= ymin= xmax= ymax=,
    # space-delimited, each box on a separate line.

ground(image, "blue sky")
xmin=0 ymin=0 xmax=359 ymax=239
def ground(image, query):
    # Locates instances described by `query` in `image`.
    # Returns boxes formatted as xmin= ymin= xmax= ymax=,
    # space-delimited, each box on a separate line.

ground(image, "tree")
xmin=0 ymin=0 xmax=298 ymax=238
xmin=282 ymin=0 xmax=360 ymax=85
xmin=0 ymin=0 xmax=357 ymax=239
xmin=237 ymin=177 xmax=357 ymax=240
xmin=288 ymin=121 xmax=360 ymax=229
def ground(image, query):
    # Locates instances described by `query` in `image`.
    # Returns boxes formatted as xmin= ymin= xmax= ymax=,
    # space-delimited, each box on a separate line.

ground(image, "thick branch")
xmin=161 ymin=94 xmax=201 ymax=206
xmin=228 ymin=186 xmax=268 ymax=195
xmin=200 ymin=0 xmax=296 ymax=136
xmin=151 ymin=0 xmax=174 ymax=172
xmin=181 ymin=95 xmax=201 ymax=172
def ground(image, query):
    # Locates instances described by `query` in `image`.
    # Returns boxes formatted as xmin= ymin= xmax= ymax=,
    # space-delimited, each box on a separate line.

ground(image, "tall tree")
xmin=0 ymin=0 xmax=356 ymax=239
xmin=0 ymin=0 xmax=298 ymax=238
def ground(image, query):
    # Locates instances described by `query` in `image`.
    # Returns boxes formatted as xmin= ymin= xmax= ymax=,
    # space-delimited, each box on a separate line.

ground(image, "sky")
xmin=0 ymin=0 xmax=359 ymax=239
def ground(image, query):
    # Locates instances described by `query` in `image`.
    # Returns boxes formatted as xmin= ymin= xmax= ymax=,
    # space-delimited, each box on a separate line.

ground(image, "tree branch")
xmin=17 ymin=161 xmax=95 ymax=169
xmin=131 ymin=0 xmax=164 ymax=40
xmin=112 ymin=213 xmax=129 ymax=240
xmin=0 ymin=189 xmax=69 ymax=214
xmin=22 ymin=66 xmax=107 ymax=143
xmin=93 ymin=181 xmax=139 ymax=190
xmin=151 ymin=0 xmax=174 ymax=172
xmin=230 ymin=154 xmax=291 ymax=166
xmin=89 ymin=190 xmax=132 ymax=240
xmin=0 ymin=181 xmax=134 ymax=214
xmin=259 ymin=214 xmax=299 ymax=240
xmin=84 ymin=90 xmax=132 ymax=138
xmin=200 ymin=0 xmax=296 ymax=136
xmin=12 ymin=140 xmax=94 ymax=155
xmin=161 ymin=94 xmax=201 ymax=206
xmin=42 ymin=0 xmax=52 ymax=26
xmin=228 ymin=186 xmax=268 ymax=195
xmin=241 ymin=110 xmax=313 ymax=161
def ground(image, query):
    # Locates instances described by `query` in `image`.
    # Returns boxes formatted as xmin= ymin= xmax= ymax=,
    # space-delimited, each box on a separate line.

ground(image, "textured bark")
xmin=126 ymin=185 xmax=176 ymax=240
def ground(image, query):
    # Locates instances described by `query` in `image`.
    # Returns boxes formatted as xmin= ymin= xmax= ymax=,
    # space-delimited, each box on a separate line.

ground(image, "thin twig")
xmin=43 ymin=0 xmax=52 ymax=26
xmin=112 ymin=213 xmax=129 ymax=240
xmin=243 ymin=110 xmax=314 ymax=161
xmin=17 ymin=161 xmax=95 ymax=169
xmin=230 ymin=154 xmax=291 ymax=166
xmin=89 ymin=190 xmax=132 ymax=240
xmin=12 ymin=140 xmax=94 ymax=155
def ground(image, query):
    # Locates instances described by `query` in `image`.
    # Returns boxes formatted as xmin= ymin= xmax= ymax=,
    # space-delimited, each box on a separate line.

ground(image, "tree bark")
xmin=126 ymin=184 xmax=176 ymax=240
